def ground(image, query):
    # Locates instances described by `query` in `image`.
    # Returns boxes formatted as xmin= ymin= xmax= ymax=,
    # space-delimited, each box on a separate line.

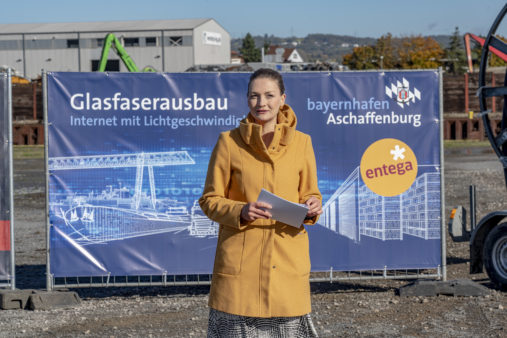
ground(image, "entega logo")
xmin=360 ymin=138 xmax=418 ymax=197
xmin=385 ymin=78 xmax=421 ymax=108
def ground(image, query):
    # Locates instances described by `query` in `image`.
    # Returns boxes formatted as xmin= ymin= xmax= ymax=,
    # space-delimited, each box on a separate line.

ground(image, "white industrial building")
xmin=0 ymin=19 xmax=231 ymax=79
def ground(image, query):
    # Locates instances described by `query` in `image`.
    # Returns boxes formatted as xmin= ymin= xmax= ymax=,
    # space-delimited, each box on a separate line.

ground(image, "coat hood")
xmin=239 ymin=104 xmax=297 ymax=150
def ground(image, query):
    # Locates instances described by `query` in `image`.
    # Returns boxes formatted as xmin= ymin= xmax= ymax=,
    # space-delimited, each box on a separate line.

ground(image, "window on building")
xmin=461 ymin=121 xmax=468 ymax=139
xmin=146 ymin=37 xmax=157 ymax=46
xmin=0 ymin=40 xmax=23 ymax=50
xmin=67 ymin=39 xmax=79 ymax=48
xmin=450 ymin=122 xmax=456 ymax=140
xmin=96 ymin=38 xmax=104 ymax=47
xmin=168 ymin=36 xmax=182 ymax=46
xmin=124 ymin=38 xmax=139 ymax=47
xmin=91 ymin=59 xmax=120 ymax=72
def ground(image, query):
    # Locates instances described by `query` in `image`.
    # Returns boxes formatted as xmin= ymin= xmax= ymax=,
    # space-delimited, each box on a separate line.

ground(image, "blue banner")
xmin=47 ymin=71 xmax=441 ymax=277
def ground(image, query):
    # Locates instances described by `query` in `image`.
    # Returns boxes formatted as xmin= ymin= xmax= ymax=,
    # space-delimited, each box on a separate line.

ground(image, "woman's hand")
xmin=305 ymin=196 xmax=323 ymax=218
xmin=240 ymin=202 xmax=272 ymax=222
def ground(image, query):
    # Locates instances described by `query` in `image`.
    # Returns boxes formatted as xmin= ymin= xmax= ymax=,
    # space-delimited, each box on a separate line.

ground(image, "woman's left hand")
xmin=305 ymin=196 xmax=323 ymax=218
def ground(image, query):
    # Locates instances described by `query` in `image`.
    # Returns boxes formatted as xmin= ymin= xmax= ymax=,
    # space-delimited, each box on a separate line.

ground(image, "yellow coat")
xmin=199 ymin=104 xmax=321 ymax=317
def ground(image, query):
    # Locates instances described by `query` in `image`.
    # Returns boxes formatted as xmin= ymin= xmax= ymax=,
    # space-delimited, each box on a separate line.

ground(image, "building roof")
xmin=0 ymin=18 xmax=213 ymax=34
xmin=265 ymin=45 xmax=296 ymax=62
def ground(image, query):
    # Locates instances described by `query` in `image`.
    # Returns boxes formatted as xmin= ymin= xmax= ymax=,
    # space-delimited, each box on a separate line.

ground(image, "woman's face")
xmin=248 ymin=77 xmax=286 ymax=127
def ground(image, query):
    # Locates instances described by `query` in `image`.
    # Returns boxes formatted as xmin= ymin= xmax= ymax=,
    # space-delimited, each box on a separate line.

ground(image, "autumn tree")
xmin=375 ymin=33 xmax=398 ymax=69
xmin=342 ymin=45 xmax=377 ymax=69
xmin=240 ymin=33 xmax=261 ymax=62
xmin=343 ymin=34 xmax=445 ymax=70
xmin=398 ymin=36 xmax=444 ymax=69
xmin=343 ymin=34 xmax=398 ymax=70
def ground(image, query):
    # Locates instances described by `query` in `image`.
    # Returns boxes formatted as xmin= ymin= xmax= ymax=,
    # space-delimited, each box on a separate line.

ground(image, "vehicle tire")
xmin=483 ymin=222 xmax=507 ymax=290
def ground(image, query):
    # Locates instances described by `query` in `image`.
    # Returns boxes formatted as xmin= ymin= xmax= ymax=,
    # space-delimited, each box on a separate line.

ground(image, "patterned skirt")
xmin=207 ymin=308 xmax=319 ymax=338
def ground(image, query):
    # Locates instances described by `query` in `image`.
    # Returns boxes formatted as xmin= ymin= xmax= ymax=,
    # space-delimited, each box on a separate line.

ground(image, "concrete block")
xmin=399 ymin=279 xmax=490 ymax=297
xmin=0 ymin=289 xmax=35 ymax=310
xmin=28 ymin=291 xmax=81 ymax=310
xmin=438 ymin=279 xmax=490 ymax=296
xmin=399 ymin=280 xmax=437 ymax=297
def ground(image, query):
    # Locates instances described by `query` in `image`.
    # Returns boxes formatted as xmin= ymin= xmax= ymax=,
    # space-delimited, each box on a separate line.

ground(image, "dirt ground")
xmin=0 ymin=144 xmax=506 ymax=337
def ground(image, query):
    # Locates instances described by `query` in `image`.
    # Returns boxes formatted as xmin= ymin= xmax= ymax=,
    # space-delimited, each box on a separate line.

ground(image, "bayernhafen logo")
xmin=385 ymin=78 xmax=421 ymax=108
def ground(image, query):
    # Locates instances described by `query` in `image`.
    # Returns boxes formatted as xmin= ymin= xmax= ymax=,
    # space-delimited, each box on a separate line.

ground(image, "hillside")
xmin=231 ymin=34 xmax=452 ymax=63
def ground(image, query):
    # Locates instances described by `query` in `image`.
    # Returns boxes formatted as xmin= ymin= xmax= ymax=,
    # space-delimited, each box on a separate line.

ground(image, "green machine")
xmin=98 ymin=33 xmax=156 ymax=72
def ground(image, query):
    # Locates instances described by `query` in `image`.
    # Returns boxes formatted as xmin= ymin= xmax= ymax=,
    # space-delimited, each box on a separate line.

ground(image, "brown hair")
xmin=247 ymin=68 xmax=285 ymax=95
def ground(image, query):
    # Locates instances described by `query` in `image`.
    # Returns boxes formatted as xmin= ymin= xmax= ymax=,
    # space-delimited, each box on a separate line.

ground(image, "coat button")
xmin=272 ymin=265 xmax=276 ymax=269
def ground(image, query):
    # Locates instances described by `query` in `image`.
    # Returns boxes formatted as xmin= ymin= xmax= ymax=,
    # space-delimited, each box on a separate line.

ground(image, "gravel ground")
xmin=0 ymin=145 xmax=506 ymax=337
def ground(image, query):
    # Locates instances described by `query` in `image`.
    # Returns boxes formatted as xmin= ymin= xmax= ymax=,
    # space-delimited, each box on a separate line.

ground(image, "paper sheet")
xmin=256 ymin=189 xmax=309 ymax=227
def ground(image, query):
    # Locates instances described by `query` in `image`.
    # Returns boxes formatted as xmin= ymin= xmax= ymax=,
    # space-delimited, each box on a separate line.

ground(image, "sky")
xmin=1 ymin=0 xmax=506 ymax=39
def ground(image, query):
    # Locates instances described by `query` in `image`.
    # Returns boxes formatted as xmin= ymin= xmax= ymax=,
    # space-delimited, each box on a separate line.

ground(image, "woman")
xmin=199 ymin=68 xmax=322 ymax=337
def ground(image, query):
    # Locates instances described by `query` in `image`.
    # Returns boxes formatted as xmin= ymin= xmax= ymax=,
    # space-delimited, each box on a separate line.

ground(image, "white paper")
xmin=256 ymin=189 xmax=309 ymax=227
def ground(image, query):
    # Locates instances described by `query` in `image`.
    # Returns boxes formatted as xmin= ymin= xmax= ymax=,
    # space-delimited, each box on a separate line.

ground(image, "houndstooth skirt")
xmin=207 ymin=308 xmax=319 ymax=338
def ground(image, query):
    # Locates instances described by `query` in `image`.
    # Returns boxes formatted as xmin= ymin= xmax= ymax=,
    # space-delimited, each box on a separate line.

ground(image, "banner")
xmin=0 ymin=72 xmax=12 ymax=280
xmin=47 ymin=71 xmax=441 ymax=277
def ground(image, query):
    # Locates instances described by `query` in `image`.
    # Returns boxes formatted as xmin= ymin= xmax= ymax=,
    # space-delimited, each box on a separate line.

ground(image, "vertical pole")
xmin=491 ymin=73 xmax=495 ymax=113
xmin=42 ymin=70 xmax=52 ymax=291
xmin=161 ymin=30 xmax=165 ymax=72
xmin=469 ymin=185 xmax=476 ymax=230
xmin=439 ymin=68 xmax=447 ymax=281
xmin=77 ymin=32 xmax=82 ymax=72
xmin=464 ymin=72 xmax=469 ymax=114
xmin=32 ymin=81 xmax=37 ymax=120
xmin=22 ymin=34 xmax=26 ymax=78
xmin=7 ymin=69 xmax=15 ymax=290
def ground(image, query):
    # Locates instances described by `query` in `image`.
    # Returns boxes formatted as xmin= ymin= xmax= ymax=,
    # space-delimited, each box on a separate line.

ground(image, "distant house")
xmin=230 ymin=50 xmax=244 ymax=64
xmin=263 ymin=45 xmax=304 ymax=63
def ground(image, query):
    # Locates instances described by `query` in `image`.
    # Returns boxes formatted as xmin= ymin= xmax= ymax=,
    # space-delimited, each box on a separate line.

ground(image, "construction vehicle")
xmin=97 ymin=33 xmax=156 ymax=72
xmin=449 ymin=4 xmax=507 ymax=289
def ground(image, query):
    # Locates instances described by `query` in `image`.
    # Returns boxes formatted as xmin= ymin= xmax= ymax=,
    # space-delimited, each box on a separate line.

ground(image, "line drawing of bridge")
xmin=49 ymin=151 xmax=195 ymax=210
xmin=319 ymin=165 xmax=441 ymax=243
xmin=48 ymin=151 xmax=218 ymax=245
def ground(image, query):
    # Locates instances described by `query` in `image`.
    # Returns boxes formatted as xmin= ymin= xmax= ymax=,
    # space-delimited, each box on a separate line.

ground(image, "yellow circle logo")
xmin=360 ymin=138 xmax=418 ymax=197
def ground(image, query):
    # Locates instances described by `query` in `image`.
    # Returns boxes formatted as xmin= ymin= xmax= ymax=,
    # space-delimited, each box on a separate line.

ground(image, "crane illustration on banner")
xmin=48 ymin=151 xmax=218 ymax=245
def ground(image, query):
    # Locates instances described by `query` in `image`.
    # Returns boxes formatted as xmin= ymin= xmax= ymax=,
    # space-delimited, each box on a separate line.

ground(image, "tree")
xmin=445 ymin=27 xmax=467 ymax=74
xmin=342 ymin=45 xmax=377 ymax=70
xmin=240 ymin=33 xmax=261 ymax=63
xmin=398 ymin=36 xmax=444 ymax=69
xmin=375 ymin=33 xmax=398 ymax=69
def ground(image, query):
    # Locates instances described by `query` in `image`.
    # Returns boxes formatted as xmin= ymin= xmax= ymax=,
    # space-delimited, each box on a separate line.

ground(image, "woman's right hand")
xmin=240 ymin=202 xmax=272 ymax=222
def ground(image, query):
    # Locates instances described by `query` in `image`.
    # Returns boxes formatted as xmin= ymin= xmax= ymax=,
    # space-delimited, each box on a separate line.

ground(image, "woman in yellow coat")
xmin=199 ymin=68 xmax=322 ymax=337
